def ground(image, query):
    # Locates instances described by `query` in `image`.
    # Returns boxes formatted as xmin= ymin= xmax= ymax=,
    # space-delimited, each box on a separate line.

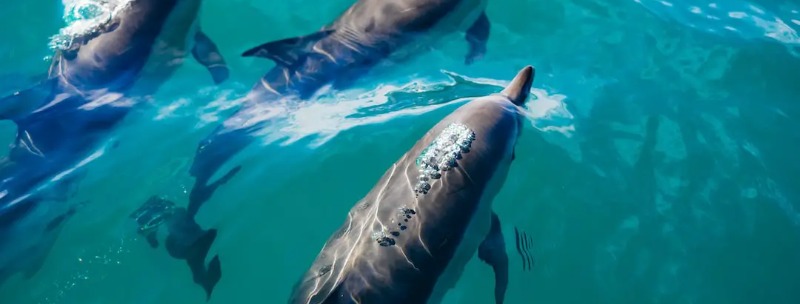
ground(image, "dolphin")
xmin=130 ymin=196 xmax=222 ymax=300
xmin=287 ymin=65 xmax=535 ymax=304
xmin=181 ymin=0 xmax=495 ymax=220
xmin=242 ymin=0 xmax=493 ymax=100
xmin=0 ymin=0 xmax=228 ymax=290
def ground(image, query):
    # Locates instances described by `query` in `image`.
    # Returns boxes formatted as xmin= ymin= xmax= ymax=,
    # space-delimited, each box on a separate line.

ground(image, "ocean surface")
xmin=1 ymin=0 xmax=799 ymax=303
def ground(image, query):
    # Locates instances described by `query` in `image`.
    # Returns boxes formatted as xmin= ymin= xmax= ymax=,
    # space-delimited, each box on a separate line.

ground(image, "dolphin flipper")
xmin=192 ymin=30 xmax=230 ymax=85
xmin=478 ymin=212 xmax=509 ymax=304
xmin=44 ymin=201 xmax=82 ymax=232
xmin=241 ymin=29 xmax=335 ymax=69
xmin=0 ymin=77 xmax=57 ymax=121
xmin=204 ymin=254 xmax=221 ymax=300
xmin=465 ymin=12 xmax=490 ymax=65
xmin=188 ymin=165 xmax=241 ymax=218
xmin=188 ymin=126 xmax=256 ymax=215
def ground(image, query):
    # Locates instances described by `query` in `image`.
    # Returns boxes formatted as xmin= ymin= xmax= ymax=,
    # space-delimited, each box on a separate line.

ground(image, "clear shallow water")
xmin=0 ymin=0 xmax=799 ymax=303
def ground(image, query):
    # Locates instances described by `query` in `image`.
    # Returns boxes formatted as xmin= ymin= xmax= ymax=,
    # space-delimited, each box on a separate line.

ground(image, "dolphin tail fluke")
xmin=192 ymin=30 xmax=230 ymax=85
xmin=479 ymin=212 xmax=509 ymax=304
xmin=0 ymin=77 xmax=57 ymax=121
xmin=465 ymin=12 xmax=491 ymax=65
xmin=241 ymin=29 xmax=335 ymax=69
xmin=203 ymin=254 xmax=222 ymax=301
xmin=187 ymin=229 xmax=221 ymax=301
xmin=500 ymin=66 xmax=535 ymax=106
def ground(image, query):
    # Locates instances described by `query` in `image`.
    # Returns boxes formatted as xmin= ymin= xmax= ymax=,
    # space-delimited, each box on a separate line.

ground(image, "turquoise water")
xmin=1 ymin=0 xmax=799 ymax=303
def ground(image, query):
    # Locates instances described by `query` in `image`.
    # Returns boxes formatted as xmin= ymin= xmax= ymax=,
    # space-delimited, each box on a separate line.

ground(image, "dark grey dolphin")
xmin=288 ymin=66 xmax=535 ymax=304
xmin=180 ymin=0 xmax=495 ymax=224
xmin=242 ymin=0 xmax=492 ymax=100
xmin=130 ymin=196 xmax=223 ymax=300
xmin=0 ymin=0 xmax=228 ymax=292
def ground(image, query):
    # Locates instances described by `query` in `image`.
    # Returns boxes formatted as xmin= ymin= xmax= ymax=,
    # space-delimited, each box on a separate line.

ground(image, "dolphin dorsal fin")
xmin=241 ymin=29 xmax=335 ymax=69
xmin=500 ymin=66 xmax=535 ymax=106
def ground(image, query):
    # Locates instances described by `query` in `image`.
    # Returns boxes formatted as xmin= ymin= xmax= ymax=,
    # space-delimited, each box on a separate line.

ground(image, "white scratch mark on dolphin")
xmin=337 ymin=27 xmax=366 ymax=54
xmin=283 ymin=69 xmax=292 ymax=85
xmin=19 ymin=131 xmax=45 ymax=158
xmin=57 ymin=61 xmax=83 ymax=93
xmin=395 ymin=246 xmax=420 ymax=271
xmin=404 ymin=159 xmax=416 ymax=192
xmin=400 ymin=7 xmax=416 ymax=13
xmin=370 ymin=162 xmax=396 ymax=234
xmin=350 ymin=293 xmax=360 ymax=303
xmin=33 ymin=92 xmax=71 ymax=114
xmin=312 ymin=43 xmax=338 ymax=63
xmin=329 ymin=164 xmax=398 ymax=299
xmin=259 ymin=78 xmax=280 ymax=95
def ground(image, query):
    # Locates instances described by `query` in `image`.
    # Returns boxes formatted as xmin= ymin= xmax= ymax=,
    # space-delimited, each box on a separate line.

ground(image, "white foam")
xmin=50 ymin=0 xmax=134 ymax=50
xmin=748 ymin=4 xmax=765 ymax=15
xmin=188 ymin=71 xmax=575 ymax=149
xmin=287 ymin=77 xmax=572 ymax=147
xmin=728 ymin=11 xmax=747 ymax=19
xmin=154 ymin=98 xmax=190 ymax=121
xmin=259 ymin=84 xmax=467 ymax=147
xmin=751 ymin=15 xmax=800 ymax=44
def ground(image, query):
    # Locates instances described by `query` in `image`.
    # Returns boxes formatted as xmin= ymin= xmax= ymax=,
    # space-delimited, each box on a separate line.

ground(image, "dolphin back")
xmin=287 ymin=66 xmax=536 ymax=304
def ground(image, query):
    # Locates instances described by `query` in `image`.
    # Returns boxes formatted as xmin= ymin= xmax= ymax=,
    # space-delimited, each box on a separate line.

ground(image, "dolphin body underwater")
xmin=0 ymin=0 xmax=228 ymax=294
xmin=170 ymin=0 xmax=496 ymax=219
xmin=288 ymin=66 xmax=535 ymax=304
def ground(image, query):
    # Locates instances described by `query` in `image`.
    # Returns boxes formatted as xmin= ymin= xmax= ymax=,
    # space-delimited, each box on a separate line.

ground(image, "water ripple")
xmin=636 ymin=0 xmax=800 ymax=57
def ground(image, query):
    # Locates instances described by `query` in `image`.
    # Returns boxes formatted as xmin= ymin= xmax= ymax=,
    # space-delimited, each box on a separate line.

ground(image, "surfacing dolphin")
xmin=183 ymin=0 xmax=495 ymax=220
xmin=242 ymin=0 xmax=492 ymax=100
xmin=288 ymin=65 xmax=535 ymax=304
xmin=0 ymin=0 xmax=228 ymax=291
